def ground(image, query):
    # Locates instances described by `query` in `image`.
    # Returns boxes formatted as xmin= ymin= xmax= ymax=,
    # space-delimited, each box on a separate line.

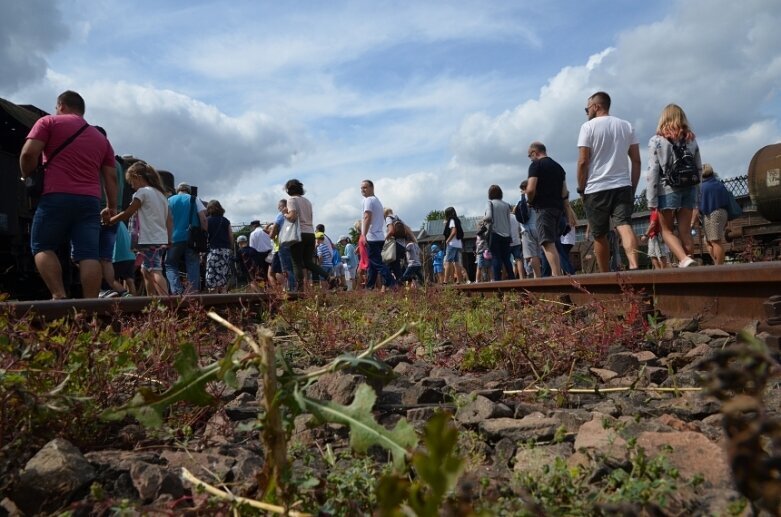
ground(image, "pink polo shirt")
xmin=27 ymin=114 xmax=115 ymax=198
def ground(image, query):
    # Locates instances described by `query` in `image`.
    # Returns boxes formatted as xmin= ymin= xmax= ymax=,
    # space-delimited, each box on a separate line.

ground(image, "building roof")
xmin=417 ymin=215 xmax=485 ymax=243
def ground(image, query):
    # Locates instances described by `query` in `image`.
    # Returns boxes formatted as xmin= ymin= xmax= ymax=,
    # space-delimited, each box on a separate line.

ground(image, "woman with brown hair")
xmin=646 ymin=104 xmax=703 ymax=268
xmin=204 ymin=199 xmax=233 ymax=292
xmin=282 ymin=179 xmax=333 ymax=291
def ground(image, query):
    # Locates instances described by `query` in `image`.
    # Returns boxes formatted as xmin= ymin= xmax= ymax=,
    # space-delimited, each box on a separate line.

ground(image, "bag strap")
xmin=42 ymin=123 xmax=91 ymax=170
xmin=189 ymin=195 xmax=198 ymax=226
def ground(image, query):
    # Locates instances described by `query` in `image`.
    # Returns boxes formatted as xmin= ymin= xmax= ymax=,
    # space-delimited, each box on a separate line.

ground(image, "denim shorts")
xmin=31 ymin=193 xmax=100 ymax=262
xmin=509 ymin=244 xmax=523 ymax=261
xmin=98 ymin=224 xmax=118 ymax=261
xmin=445 ymin=245 xmax=461 ymax=263
xmin=658 ymin=186 xmax=697 ymax=210
xmin=137 ymin=245 xmax=164 ymax=271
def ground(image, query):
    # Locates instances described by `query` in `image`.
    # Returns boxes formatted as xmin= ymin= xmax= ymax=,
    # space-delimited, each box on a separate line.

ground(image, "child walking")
xmin=109 ymin=161 xmax=171 ymax=296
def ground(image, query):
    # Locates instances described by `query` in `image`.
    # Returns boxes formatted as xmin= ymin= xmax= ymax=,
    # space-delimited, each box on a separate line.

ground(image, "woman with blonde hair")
xmin=645 ymin=104 xmax=702 ymax=268
xmin=109 ymin=161 xmax=171 ymax=295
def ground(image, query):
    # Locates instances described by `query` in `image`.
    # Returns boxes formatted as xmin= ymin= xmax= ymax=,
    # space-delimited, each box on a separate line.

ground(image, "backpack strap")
xmin=42 ymin=123 xmax=91 ymax=169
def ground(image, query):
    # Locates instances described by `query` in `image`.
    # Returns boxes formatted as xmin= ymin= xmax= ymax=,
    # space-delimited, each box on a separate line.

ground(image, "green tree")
xmin=425 ymin=210 xmax=446 ymax=221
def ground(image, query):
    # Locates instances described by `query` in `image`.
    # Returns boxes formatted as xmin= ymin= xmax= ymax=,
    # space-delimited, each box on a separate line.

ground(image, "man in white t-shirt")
xmin=360 ymin=179 xmax=395 ymax=289
xmin=576 ymin=91 xmax=641 ymax=272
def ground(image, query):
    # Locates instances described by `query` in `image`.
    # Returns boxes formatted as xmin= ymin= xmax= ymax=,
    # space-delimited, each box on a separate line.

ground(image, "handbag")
xmin=726 ymin=192 xmax=742 ymax=221
xmin=187 ymin=196 xmax=209 ymax=252
xmin=279 ymin=217 xmax=301 ymax=247
xmin=25 ymin=123 xmax=90 ymax=198
xmin=381 ymin=238 xmax=397 ymax=263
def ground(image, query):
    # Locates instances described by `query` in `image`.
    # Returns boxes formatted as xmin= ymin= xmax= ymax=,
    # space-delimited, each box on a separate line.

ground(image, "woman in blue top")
xmin=696 ymin=164 xmax=732 ymax=265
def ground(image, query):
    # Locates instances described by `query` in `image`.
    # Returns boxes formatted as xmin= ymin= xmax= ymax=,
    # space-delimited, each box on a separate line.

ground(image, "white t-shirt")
xmin=133 ymin=186 xmax=169 ymax=245
xmin=446 ymin=219 xmax=462 ymax=249
xmin=362 ymin=196 xmax=386 ymax=242
xmin=249 ymin=227 xmax=273 ymax=253
xmin=577 ymin=115 xmax=639 ymax=194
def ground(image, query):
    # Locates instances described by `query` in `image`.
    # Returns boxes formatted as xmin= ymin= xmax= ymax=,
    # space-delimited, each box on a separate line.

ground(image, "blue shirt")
xmin=168 ymin=193 xmax=203 ymax=243
xmin=699 ymin=176 xmax=732 ymax=216
xmin=112 ymin=221 xmax=136 ymax=262
xmin=343 ymin=243 xmax=358 ymax=269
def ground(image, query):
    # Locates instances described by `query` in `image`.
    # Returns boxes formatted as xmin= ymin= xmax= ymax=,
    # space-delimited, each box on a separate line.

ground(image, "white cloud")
xmin=0 ymin=0 xmax=69 ymax=94
xmin=451 ymin=0 xmax=781 ymax=194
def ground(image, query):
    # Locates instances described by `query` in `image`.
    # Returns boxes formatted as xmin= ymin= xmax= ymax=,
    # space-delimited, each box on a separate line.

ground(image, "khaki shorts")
xmin=583 ymin=186 xmax=634 ymax=238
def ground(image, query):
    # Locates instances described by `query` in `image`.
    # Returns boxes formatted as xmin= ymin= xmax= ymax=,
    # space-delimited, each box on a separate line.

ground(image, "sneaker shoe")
xmin=678 ymin=257 xmax=697 ymax=268
xmin=119 ymin=291 xmax=132 ymax=297
xmin=100 ymin=289 xmax=120 ymax=298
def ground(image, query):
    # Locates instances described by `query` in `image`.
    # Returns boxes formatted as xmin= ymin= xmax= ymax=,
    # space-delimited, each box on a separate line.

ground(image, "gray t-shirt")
xmin=486 ymin=199 xmax=512 ymax=237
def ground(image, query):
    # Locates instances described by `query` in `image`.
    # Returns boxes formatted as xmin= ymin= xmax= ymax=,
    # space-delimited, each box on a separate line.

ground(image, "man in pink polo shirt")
xmin=19 ymin=90 xmax=118 ymax=299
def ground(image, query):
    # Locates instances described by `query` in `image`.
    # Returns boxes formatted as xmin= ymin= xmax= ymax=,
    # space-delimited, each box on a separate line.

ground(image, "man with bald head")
xmin=525 ymin=141 xmax=573 ymax=276
xmin=576 ymin=91 xmax=641 ymax=272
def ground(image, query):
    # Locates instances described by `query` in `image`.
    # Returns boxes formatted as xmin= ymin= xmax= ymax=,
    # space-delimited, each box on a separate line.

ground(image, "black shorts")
xmin=113 ymin=259 xmax=136 ymax=280
xmin=583 ymin=186 xmax=634 ymax=238
xmin=535 ymin=207 xmax=563 ymax=245
xmin=271 ymin=252 xmax=282 ymax=274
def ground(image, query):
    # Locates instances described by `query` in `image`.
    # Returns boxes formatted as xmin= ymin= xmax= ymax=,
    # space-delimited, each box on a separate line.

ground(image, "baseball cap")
xmin=338 ymin=235 xmax=349 ymax=242
xmin=237 ymin=235 xmax=248 ymax=242
xmin=315 ymin=231 xmax=325 ymax=239
xmin=431 ymin=244 xmax=439 ymax=251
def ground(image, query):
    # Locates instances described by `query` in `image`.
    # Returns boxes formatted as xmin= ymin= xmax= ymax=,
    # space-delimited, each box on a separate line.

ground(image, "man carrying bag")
xmin=166 ymin=182 xmax=207 ymax=294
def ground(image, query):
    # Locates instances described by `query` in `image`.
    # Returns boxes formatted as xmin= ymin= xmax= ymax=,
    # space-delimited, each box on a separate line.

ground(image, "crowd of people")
xmin=20 ymin=89 xmax=741 ymax=300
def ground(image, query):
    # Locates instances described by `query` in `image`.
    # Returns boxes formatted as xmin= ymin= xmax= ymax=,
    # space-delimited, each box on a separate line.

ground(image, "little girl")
xmin=109 ymin=161 xmax=171 ymax=296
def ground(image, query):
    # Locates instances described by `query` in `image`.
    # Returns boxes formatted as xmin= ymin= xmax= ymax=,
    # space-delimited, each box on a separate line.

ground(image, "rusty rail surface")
xmin=0 ymin=292 xmax=277 ymax=321
xmin=457 ymin=262 xmax=781 ymax=331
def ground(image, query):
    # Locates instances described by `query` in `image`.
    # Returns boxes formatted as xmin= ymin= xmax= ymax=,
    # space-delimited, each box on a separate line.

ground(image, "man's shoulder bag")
xmin=187 ymin=195 xmax=209 ymax=253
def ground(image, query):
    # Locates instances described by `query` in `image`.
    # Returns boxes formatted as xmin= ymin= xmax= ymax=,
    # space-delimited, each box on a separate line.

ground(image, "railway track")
xmin=458 ymin=262 xmax=781 ymax=332
xmin=1 ymin=263 xmax=779 ymax=333
xmin=0 ymin=292 xmax=276 ymax=321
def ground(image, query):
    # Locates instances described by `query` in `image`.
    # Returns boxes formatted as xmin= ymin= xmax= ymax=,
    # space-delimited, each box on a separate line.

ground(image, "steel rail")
xmin=457 ymin=262 xmax=781 ymax=331
xmin=0 ymin=292 xmax=278 ymax=321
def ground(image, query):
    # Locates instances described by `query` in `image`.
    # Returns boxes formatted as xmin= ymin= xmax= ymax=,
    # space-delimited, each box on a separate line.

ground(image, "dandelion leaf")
xmin=102 ymin=343 xmax=222 ymax=427
xmin=295 ymin=383 xmax=417 ymax=471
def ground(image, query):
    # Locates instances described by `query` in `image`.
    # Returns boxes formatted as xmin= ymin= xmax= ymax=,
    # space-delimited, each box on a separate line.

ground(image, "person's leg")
xmin=34 ymin=251 xmax=67 ymax=299
xmin=184 ymin=247 xmax=201 ymax=293
xmin=278 ymin=245 xmax=296 ymax=291
xmin=659 ymin=209 xmax=688 ymax=262
xmin=710 ymin=240 xmax=726 ymax=264
xmin=541 ymin=242 xmax=561 ymax=276
xmin=165 ymin=243 xmax=185 ymax=294
xmin=614 ymin=225 xmax=639 ymax=269
xmin=676 ymin=207 xmax=694 ymax=256
xmin=593 ymin=235 xmax=611 ymax=273
xmin=289 ymin=241 xmax=305 ymax=290
xmin=611 ymin=188 xmax=639 ymax=269
xmin=501 ymin=238 xmax=515 ymax=280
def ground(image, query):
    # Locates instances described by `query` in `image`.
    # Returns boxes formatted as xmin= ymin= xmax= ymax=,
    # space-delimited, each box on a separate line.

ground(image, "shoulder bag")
xmin=25 ymin=123 xmax=90 ymax=198
xmin=381 ymin=238 xmax=397 ymax=264
xmin=279 ymin=217 xmax=301 ymax=247
xmin=187 ymin=196 xmax=209 ymax=252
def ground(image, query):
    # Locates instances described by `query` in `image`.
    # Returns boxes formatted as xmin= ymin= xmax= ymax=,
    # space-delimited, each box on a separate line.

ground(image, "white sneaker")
xmin=678 ymin=257 xmax=697 ymax=268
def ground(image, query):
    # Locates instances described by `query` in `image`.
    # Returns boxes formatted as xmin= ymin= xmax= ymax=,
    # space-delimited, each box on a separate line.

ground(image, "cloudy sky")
xmin=2 ymin=0 xmax=779 ymax=234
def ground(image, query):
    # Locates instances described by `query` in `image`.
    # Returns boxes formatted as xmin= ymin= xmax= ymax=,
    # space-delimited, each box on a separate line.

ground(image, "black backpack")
xmin=515 ymin=195 xmax=530 ymax=224
xmin=664 ymin=140 xmax=700 ymax=188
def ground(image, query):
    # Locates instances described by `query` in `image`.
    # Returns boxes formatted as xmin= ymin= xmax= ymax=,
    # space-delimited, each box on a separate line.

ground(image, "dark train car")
xmin=0 ymin=98 xmax=49 ymax=299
